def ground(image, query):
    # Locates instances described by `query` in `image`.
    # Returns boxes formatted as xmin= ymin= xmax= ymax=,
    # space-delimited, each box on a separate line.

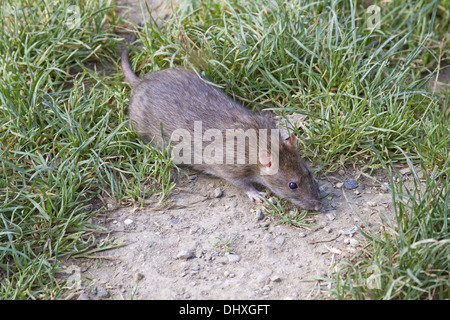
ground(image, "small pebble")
xmin=256 ymin=209 xmax=264 ymax=220
xmin=367 ymin=201 xmax=377 ymax=207
xmin=299 ymin=232 xmax=307 ymax=238
xmin=177 ymin=250 xmax=195 ymax=260
xmin=344 ymin=178 xmax=358 ymax=190
xmin=270 ymin=275 xmax=281 ymax=283
xmin=323 ymin=226 xmax=332 ymax=233
xmin=335 ymin=182 xmax=344 ymax=188
xmin=224 ymin=271 xmax=235 ymax=278
xmin=227 ymin=254 xmax=241 ymax=263
xmin=214 ymin=187 xmax=223 ymax=198
xmin=230 ymin=200 xmax=237 ymax=208
xmin=124 ymin=218 xmax=134 ymax=225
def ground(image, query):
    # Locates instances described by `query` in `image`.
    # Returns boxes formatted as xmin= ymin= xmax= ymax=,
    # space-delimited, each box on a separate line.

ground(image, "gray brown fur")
xmin=121 ymin=47 xmax=321 ymax=211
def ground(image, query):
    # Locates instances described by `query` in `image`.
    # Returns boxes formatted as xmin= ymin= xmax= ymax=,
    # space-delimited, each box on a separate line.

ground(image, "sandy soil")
xmin=68 ymin=166 xmax=395 ymax=300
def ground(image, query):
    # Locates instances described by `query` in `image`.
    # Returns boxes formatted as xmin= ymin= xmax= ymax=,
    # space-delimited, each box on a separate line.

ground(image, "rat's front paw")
xmin=246 ymin=190 xmax=267 ymax=203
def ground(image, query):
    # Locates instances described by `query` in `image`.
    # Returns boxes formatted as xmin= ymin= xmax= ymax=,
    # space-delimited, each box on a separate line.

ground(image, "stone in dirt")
xmin=270 ymin=275 xmax=281 ymax=282
xmin=227 ymin=254 xmax=241 ymax=262
xmin=256 ymin=209 xmax=264 ymax=220
xmin=214 ymin=187 xmax=223 ymax=198
xmin=177 ymin=250 xmax=195 ymax=260
xmin=344 ymin=178 xmax=358 ymax=190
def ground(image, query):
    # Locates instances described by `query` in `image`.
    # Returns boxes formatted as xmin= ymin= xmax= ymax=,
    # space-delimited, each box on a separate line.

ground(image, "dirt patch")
xmin=63 ymin=164 xmax=396 ymax=300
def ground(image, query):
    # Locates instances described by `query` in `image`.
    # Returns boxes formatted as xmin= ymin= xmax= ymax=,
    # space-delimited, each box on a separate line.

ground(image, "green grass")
xmin=263 ymin=198 xmax=316 ymax=229
xmin=0 ymin=0 xmax=175 ymax=299
xmin=331 ymin=155 xmax=449 ymax=299
xmin=1 ymin=0 xmax=448 ymax=299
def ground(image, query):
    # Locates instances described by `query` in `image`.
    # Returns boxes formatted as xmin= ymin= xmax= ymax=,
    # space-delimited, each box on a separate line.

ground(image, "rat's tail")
xmin=121 ymin=33 xmax=139 ymax=85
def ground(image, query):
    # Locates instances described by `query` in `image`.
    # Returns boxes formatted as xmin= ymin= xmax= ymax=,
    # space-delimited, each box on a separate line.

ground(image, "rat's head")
xmin=259 ymin=134 xmax=322 ymax=211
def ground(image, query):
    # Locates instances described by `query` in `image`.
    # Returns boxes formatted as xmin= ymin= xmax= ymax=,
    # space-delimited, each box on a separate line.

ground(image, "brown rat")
xmin=121 ymin=45 xmax=322 ymax=211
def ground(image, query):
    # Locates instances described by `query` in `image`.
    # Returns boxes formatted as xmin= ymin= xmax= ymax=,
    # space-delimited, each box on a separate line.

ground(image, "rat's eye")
xmin=289 ymin=182 xmax=298 ymax=190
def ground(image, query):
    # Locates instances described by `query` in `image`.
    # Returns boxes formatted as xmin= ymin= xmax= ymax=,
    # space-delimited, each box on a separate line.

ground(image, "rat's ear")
xmin=285 ymin=133 xmax=297 ymax=150
xmin=258 ymin=151 xmax=272 ymax=168
xmin=258 ymin=151 xmax=279 ymax=175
